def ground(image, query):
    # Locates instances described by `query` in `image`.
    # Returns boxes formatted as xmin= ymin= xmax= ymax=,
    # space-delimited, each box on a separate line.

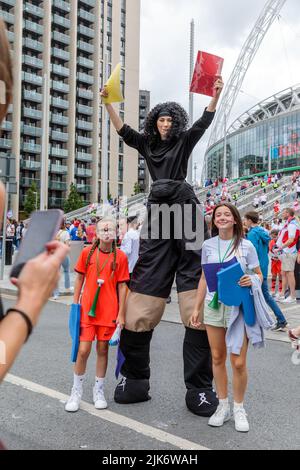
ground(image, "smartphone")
xmin=10 ymin=209 xmax=64 ymax=278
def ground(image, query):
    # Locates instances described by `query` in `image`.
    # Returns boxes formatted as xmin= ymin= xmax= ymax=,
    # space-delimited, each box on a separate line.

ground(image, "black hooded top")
xmin=118 ymin=109 xmax=215 ymax=182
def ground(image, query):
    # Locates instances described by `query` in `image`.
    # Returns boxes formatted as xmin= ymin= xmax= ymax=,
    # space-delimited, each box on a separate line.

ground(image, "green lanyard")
xmin=218 ymin=237 xmax=234 ymax=264
xmin=96 ymin=247 xmax=112 ymax=278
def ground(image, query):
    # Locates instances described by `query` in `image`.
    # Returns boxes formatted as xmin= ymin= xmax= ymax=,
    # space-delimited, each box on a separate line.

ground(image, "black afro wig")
xmin=142 ymin=102 xmax=189 ymax=147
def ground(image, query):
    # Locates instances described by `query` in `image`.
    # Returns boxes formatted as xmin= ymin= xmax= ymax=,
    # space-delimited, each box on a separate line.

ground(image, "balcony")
xmin=78 ymin=56 xmax=94 ymax=69
xmin=50 ymin=147 xmax=68 ymax=158
xmin=52 ymin=63 xmax=69 ymax=78
xmin=52 ymin=80 xmax=69 ymax=93
xmin=24 ymin=20 xmax=43 ymax=35
xmin=53 ymin=0 xmax=70 ymax=12
xmin=1 ymin=120 xmax=12 ymax=131
xmin=22 ymin=124 xmax=42 ymax=137
xmin=77 ymin=119 xmax=93 ymax=131
xmin=1 ymin=10 xmax=14 ymax=25
xmin=22 ymin=142 xmax=42 ymax=153
xmin=0 ymin=0 xmax=15 ymax=6
xmin=52 ymin=30 xmax=70 ymax=45
xmin=49 ymin=180 xmax=67 ymax=190
xmin=80 ymin=0 xmax=96 ymax=6
xmin=77 ymin=184 xmax=92 ymax=193
xmin=21 ymin=177 xmax=40 ymax=187
xmin=52 ymin=47 xmax=70 ymax=61
xmin=21 ymin=159 xmax=41 ymax=170
xmin=77 ymin=40 xmax=94 ymax=54
xmin=78 ymin=24 xmax=95 ymax=39
xmin=78 ymin=88 xmax=93 ymax=100
xmin=52 ymin=14 xmax=71 ymax=29
xmin=51 ymin=114 xmax=69 ymax=126
xmin=51 ymin=97 xmax=69 ymax=109
xmin=23 ymin=37 xmax=43 ymax=52
xmin=23 ymin=107 xmax=43 ymax=119
xmin=22 ymin=72 xmax=43 ymax=86
xmin=78 ymin=9 xmax=95 ymax=23
xmin=0 ymin=138 xmax=12 ymax=148
xmin=48 ymin=197 xmax=64 ymax=207
xmin=24 ymin=3 xmax=44 ymax=18
xmin=77 ymin=72 xmax=94 ymax=85
xmin=76 ymin=167 xmax=92 ymax=177
xmin=51 ymin=130 xmax=68 ymax=142
xmin=77 ymin=104 xmax=93 ymax=116
xmin=7 ymin=30 xmax=14 ymax=43
xmin=23 ymin=54 xmax=43 ymax=69
xmin=50 ymin=164 xmax=68 ymax=174
xmin=23 ymin=90 xmax=42 ymax=103
xmin=76 ymin=152 xmax=92 ymax=162
xmin=77 ymin=135 xmax=92 ymax=146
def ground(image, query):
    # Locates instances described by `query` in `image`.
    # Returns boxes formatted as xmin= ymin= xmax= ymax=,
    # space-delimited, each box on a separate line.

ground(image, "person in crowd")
xmin=86 ymin=217 xmax=97 ymax=245
xmin=296 ymin=179 xmax=300 ymax=200
xmin=0 ymin=17 xmax=69 ymax=385
xmin=253 ymin=196 xmax=259 ymax=209
xmin=260 ymin=194 xmax=267 ymax=206
xmin=15 ymin=221 xmax=24 ymax=250
xmin=273 ymin=200 xmax=280 ymax=216
xmin=120 ymin=216 xmax=140 ymax=283
xmin=53 ymin=221 xmax=72 ymax=300
xmin=65 ymin=218 xmax=129 ymax=413
xmin=269 ymin=229 xmax=282 ymax=298
xmin=244 ymin=212 xmax=287 ymax=331
xmin=191 ymin=203 xmax=263 ymax=432
xmin=276 ymin=208 xmax=300 ymax=304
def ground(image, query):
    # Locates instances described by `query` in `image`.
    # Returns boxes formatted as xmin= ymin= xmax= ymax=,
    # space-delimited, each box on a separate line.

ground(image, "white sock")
xmin=95 ymin=377 xmax=105 ymax=390
xmin=234 ymin=401 xmax=244 ymax=411
xmin=73 ymin=373 xmax=85 ymax=391
xmin=219 ymin=398 xmax=229 ymax=407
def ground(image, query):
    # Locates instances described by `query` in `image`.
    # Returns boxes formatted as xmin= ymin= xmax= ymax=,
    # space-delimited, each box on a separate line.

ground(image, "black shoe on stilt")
xmin=114 ymin=377 xmax=151 ymax=404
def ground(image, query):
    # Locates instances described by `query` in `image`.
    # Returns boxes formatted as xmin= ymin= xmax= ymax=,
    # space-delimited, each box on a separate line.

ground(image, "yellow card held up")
xmin=102 ymin=63 xmax=124 ymax=104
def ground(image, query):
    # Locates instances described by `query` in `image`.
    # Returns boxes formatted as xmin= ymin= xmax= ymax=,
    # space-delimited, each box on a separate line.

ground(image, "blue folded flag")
xmin=69 ymin=304 xmax=81 ymax=363
xmin=217 ymin=262 xmax=256 ymax=327
xmin=202 ymin=257 xmax=238 ymax=293
xmin=115 ymin=346 xmax=126 ymax=379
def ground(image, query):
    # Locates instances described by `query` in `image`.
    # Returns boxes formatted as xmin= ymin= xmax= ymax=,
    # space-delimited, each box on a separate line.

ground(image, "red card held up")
xmin=190 ymin=51 xmax=224 ymax=97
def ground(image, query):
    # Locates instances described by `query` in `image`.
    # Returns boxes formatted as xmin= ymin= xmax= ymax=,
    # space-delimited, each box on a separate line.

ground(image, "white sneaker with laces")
xmin=234 ymin=407 xmax=249 ymax=432
xmin=277 ymin=295 xmax=286 ymax=302
xmin=65 ymin=387 xmax=82 ymax=412
xmin=93 ymin=386 xmax=108 ymax=409
xmin=281 ymin=296 xmax=296 ymax=304
xmin=208 ymin=404 xmax=231 ymax=427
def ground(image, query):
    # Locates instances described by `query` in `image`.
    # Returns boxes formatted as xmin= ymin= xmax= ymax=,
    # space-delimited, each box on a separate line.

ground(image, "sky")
xmin=139 ymin=0 xmax=300 ymax=179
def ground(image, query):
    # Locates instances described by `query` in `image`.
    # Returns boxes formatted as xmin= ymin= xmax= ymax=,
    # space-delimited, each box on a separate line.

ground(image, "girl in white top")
xmin=191 ymin=203 xmax=262 ymax=433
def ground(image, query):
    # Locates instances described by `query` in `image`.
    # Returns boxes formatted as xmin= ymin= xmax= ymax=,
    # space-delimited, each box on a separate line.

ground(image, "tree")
xmin=24 ymin=181 xmax=40 ymax=217
xmin=63 ymin=183 xmax=85 ymax=213
xmin=132 ymin=182 xmax=142 ymax=196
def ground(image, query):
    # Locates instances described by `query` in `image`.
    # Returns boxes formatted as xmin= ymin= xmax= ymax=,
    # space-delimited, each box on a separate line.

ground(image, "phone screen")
xmin=10 ymin=209 xmax=64 ymax=278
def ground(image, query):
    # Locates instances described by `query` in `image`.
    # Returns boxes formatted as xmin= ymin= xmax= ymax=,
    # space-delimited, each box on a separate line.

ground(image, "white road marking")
xmin=4 ymin=373 xmax=209 ymax=451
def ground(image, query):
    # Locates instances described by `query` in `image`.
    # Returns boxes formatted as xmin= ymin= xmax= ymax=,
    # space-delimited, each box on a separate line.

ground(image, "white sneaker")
xmin=277 ymin=295 xmax=286 ymax=303
xmin=93 ymin=386 xmax=108 ymax=409
xmin=281 ymin=296 xmax=297 ymax=304
xmin=234 ymin=407 xmax=249 ymax=432
xmin=65 ymin=387 xmax=82 ymax=412
xmin=208 ymin=404 xmax=231 ymax=427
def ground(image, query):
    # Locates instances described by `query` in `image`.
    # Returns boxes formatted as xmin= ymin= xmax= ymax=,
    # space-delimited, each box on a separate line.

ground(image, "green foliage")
xmin=132 ymin=182 xmax=142 ymax=196
xmin=23 ymin=181 xmax=39 ymax=217
xmin=63 ymin=183 xmax=85 ymax=213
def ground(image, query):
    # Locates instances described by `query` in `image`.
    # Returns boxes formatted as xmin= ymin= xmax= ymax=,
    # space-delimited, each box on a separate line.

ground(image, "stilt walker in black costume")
xmin=101 ymin=77 xmax=224 ymax=417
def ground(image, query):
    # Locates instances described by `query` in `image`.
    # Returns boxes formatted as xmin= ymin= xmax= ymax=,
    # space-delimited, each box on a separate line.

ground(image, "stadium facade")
xmin=205 ymin=84 xmax=300 ymax=180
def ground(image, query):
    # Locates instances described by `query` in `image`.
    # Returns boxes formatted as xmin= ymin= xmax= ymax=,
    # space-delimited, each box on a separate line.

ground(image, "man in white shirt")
xmin=120 ymin=216 xmax=140 ymax=278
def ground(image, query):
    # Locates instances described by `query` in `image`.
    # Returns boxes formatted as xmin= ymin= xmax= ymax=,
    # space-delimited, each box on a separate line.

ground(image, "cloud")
xmin=140 ymin=0 xmax=300 ymax=179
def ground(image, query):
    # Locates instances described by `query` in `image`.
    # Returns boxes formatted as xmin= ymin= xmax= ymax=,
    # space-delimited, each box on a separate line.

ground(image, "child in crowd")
xmin=269 ymin=230 xmax=282 ymax=298
xmin=65 ymin=218 xmax=129 ymax=413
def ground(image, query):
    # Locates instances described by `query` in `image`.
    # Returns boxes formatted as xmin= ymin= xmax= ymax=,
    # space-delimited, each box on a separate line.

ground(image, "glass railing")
xmin=52 ymin=47 xmax=70 ymax=61
xmin=22 ymin=72 xmax=43 ymax=86
xmin=78 ymin=88 xmax=93 ymax=100
xmin=78 ymin=56 xmax=94 ymax=69
xmin=7 ymin=30 xmax=14 ymax=43
xmin=23 ymin=107 xmax=43 ymax=119
xmin=77 ymin=104 xmax=93 ymax=115
xmin=1 ymin=120 xmax=12 ymax=131
xmin=50 ymin=164 xmax=68 ymax=174
xmin=77 ymin=120 xmax=93 ymax=131
xmin=50 ymin=147 xmax=68 ymax=158
xmin=52 ymin=14 xmax=71 ymax=29
xmin=52 ymin=97 xmax=69 ymax=109
xmin=77 ymin=40 xmax=94 ymax=54
xmin=76 ymin=167 xmax=92 ymax=177
xmin=48 ymin=197 xmax=65 ymax=207
xmin=77 ymin=72 xmax=94 ymax=85
xmin=24 ymin=20 xmax=43 ymax=35
xmin=21 ymin=160 xmax=41 ymax=170
xmin=21 ymin=177 xmax=40 ymax=187
xmin=76 ymin=152 xmax=92 ymax=162
xmin=52 ymin=80 xmax=69 ymax=93
xmin=0 ymin=0 xmax=15 ymax=6
xmin=51 ymin=130 xmax=68 ymax=141
xmin=23 ymin=37 xmax=43 ymax=52
xmin=23 ymin=54 xmax=43 ymax=69
xmin=49 ymin=181 xmax=67 ymax=190
xmin=52 ymin=30 xmax=70 ymax=45
xmin=78 ymin=24 xmax=95 ymax=39
xmin=77 ymin=136 xmax=92 ymax=146
xmin=52 ymin=63 xmax=69 ymax=77
xmin=78 ymin=9 xmax=95 ymax=23
xmin=77 ymin=184 xmax=92 ymax=193
xmin=22 ymin=125 xmax=42 ymax=137
xmin=81 ymin=0 xmax=96 ymax=7
xmin=51 ymin=114 xmax=69 ymax=126
xmin=24 ymin=2 xmax=44 ymax=18
xmin=1 ymin=10 xmax=14 ymax=24
xmin=0 ymin=138 xmax=12 ymax=148
xmin=22 ymin=142 xmax=42 ymax=153
xmin=53 ymin=0 xmax=70 ymax=12
xmin=23 ymin=90 xmax=42 ymax=102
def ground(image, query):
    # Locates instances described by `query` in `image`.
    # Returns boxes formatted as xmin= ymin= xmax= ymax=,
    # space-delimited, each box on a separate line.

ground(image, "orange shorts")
xmin=80 ymin=324 xmax=116 ymax=342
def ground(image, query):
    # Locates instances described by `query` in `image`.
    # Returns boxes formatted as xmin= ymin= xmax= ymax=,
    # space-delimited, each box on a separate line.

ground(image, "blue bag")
xmin=69 ymin=304 xmax=81 ymax=363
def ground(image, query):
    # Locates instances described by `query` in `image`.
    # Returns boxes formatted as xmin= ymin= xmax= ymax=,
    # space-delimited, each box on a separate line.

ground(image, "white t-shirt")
xmin=277 ymin=222 xmax=298 ymax=254
xmin=201 ymin=237 xmax=260 ymax=301
xmin=56 ymin=229 xmax=70 ymax=245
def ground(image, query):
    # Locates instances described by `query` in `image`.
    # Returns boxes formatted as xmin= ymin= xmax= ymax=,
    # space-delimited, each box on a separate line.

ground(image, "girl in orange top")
xmin=65 ymin=218 xmax=129 ymax=413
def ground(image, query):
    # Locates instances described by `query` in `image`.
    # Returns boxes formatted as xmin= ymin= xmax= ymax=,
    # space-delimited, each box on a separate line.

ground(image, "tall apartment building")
xmin=0 ymin=0 xmax=140 ymax=217
xmin=138 ymin=89 xmax=150 ymax=192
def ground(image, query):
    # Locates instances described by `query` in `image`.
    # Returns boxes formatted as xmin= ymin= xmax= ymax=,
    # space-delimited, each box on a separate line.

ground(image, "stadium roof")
xmin=227 ymin=84 xmax=300 ymax=136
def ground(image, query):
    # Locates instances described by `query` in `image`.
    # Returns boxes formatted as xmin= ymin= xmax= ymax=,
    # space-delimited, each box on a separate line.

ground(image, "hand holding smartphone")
xmin=10 ymin=209 xmax=64 ymax=278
